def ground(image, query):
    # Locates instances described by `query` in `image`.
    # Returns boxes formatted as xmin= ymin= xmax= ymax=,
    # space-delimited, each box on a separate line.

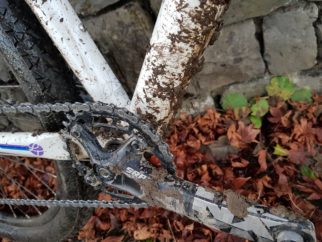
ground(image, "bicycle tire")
xmin=0 ymin=0 xmax=95 ymax=241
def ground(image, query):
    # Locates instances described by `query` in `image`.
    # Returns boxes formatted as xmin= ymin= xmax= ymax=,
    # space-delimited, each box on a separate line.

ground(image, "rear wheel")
xmin=0 ymin=0 xmax=95 ymax=241
xmin=0 ymin=159 xmax=92 ymax=242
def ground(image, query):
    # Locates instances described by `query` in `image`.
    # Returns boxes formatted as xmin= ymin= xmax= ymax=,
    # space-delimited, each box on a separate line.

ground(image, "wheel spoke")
xmin=0 ymin=186 xmax=17 ymax=218
xmin=5 ymin=157 xmax=56 ymax=196
xmin=0 ymin=168 xmax=43 ymax=215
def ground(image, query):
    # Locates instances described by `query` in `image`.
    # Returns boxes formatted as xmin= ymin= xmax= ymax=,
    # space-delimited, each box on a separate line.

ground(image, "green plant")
xmin=291 ymin=87 xmax=312 ymax=103
xmin=221 ymin=93 xmax=248 ymax=111
xmin=273 ymin=144 xmax=288 ymax=156
xmin=300 ymin=165 xmax=316 ymax=179
xmin=249 ymin=98 xmax=269 ymax=128
xmin=266 ymin=76 xmax=295 ymax=100
xmin=222 ymin=76 xmax=313 ymax=129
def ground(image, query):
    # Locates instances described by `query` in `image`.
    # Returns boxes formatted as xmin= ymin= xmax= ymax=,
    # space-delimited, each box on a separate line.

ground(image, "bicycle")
xmin=0 ymin=0 xmax=317 ymax=241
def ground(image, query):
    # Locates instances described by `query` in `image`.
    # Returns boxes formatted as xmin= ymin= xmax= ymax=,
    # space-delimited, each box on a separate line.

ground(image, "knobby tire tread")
xmin=0 ymin=1 xmax=96 ymax=241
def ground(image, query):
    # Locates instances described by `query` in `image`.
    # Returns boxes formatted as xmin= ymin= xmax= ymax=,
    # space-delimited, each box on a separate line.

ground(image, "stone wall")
xmin=71 ymin=0 xmax=322 ymax=113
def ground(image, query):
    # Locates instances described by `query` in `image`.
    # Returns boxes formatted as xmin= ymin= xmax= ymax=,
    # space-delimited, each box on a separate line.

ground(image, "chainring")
xmin=63 ymin=104 xmax=176 ymax=191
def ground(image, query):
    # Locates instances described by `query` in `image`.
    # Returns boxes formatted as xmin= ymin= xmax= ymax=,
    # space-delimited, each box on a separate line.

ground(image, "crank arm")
xmin=106 ymin=162 xmax=316 ymax=242
xmin=61 ymin=106 xmax=316 ymax=242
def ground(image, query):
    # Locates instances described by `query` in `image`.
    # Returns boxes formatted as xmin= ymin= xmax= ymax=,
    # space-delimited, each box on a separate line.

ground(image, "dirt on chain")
xmin=0 ymin=93 xmax=321 ymax=242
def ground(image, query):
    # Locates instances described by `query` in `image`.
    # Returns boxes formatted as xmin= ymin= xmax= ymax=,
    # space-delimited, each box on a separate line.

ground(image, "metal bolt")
xmin=71 ymin=130 xmax=81 ymax=138
xmin=99 ymin=168 xmax=114 ymax=180
xmin=131 ymin=141 xmax=140 ymax=150
xmin=131 ymin=140 xmax=145 ymax=151
xmin=85 ymin=175 xmax=100 ymax=186
xmin=276 ymin=231 xmax=304 ymax=242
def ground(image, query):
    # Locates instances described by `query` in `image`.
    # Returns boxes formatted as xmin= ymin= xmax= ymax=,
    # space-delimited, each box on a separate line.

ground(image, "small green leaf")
xmin=251 ymin=98 xmax=269 ymax=117
xmin=300 ymin=165 xmax=316 ymax=179
xmin=273 ymin=144 xmax=288 ymax=156
xmin=143 ymin=239 xmax=154 ymax=242
xmin=250 ymin=115 xmax=262 ymax=128
xmin=291 ymin=87 xmax=312 ymax=103
xmin=266 ymin=76 xmax=295 ymax=100
xmin=221 ymin=93 xmax=248 ymax=111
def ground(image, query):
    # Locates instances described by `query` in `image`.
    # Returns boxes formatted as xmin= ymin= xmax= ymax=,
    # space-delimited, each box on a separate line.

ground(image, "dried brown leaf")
xmin=257 ymin=150 xmax=267 ymax=173
xmin=232 ymin=177 xmax=251 ymax=189
xmin=133 ymin=226 xmax=152 ymax=240
xmin=101 ymin=235 xmax=124 ymax=242
xmin=227 ymin=121 xmax=259 ymax=148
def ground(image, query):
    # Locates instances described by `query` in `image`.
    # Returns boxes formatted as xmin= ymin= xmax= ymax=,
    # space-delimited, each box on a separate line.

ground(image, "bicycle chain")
xmin=0 ymin=198 xmax=147 ymax=208
xmin=0 ymin=102 xmax=174 ymax=209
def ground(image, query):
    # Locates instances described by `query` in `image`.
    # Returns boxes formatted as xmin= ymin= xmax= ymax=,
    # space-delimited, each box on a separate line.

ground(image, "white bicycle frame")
xmin=0 ymin=2 xmax=317 ymax=241
xmin=0 ymin=0 xmax=224 ymax=160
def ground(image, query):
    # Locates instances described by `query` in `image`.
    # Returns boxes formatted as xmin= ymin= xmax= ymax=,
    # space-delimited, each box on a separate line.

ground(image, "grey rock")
xmin=150 ymin=0 xmax=162 ymax=15
xmin=316 ymin=23 xmax=322 ymax=60
xmin=263 ymin=3 xmax=318 ymax=75
xmin=220 ymin=76 xmax=271 ymax=99
xmin=149 ymin=0 xmax=295 ymax=25
xmin=0 ymin=57 xmax=11 ymax=82
xmin=0 ymin=85 xmax=27 ymax=104
xmin=224 ymin=0 xmax=296 ymax=25
xmin=0 ymin=86 xmax=42 ymax=131
xmin=84 ymin=2 xmax=153 ymax=94
xmin=185 ymin=78 xmax=200 ymax=97
xmin=194 ymin=20 xmax=265 ymax=95
xmin=179 ymin=95 xmax=215 ymax=115
xmin=0 ymin=116 xmax=9 ymax=130
xmin=221 ymin=68 xmax=322 ymax=100
xmin=289 ymin=68 xmax=322 ymax=92
xmin=69 ymin=0 xmax=119 ymax=16
xmin=6 ymin=113 xmax=42 ymax=132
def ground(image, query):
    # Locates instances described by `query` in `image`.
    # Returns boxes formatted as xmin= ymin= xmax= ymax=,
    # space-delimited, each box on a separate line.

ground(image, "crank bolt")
xmin=71 ymin=130 xmax=81 ymax=138
xmin=276 ymin=231 xmax=304 ymax=242
xmin=85 ymin=175 xmax=100 ymax=186
xmin=99 ymin=168 xmax=114 ymax=180
xmin=131 ymin=140 xmax=145 ymax=151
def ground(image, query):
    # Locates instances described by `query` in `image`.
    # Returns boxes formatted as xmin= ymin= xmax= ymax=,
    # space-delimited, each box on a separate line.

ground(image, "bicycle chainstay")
xmin=0 ymin=101 xmax=174 ymax=209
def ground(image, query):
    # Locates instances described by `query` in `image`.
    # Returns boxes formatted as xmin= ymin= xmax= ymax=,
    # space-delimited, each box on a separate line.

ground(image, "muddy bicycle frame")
xmin=0 ymin=0 xmax=317 ymax=241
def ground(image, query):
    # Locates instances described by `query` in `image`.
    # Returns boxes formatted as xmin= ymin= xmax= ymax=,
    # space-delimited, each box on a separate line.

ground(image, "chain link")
xmin=0 ymin=198 xmax=147 ymax=208
xmin=0 ymin=102 xmax=173 ymax=166
xmin=0 ymin=101 xmax=173 ymax=209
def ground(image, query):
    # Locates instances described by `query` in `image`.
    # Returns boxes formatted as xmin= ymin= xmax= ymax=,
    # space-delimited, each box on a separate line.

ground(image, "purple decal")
xmin=0 ymin=143 xmax=44 ymax=156
xmin=28 ymin=143 xmax=44 ymax=156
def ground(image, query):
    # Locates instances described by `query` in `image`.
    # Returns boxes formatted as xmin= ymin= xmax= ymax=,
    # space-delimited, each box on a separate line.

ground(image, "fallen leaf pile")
xmin=0 ymin=77 xmax=320 ymax=242
xmin=78 ymin=77 xmax=322 ymax=242
xmin=0 ymin=157 xmax=56 ymax=216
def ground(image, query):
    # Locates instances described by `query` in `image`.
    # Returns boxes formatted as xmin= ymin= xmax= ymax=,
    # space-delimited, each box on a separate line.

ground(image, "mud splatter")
xmin=224 ymin=189 xmax=249 ymax=218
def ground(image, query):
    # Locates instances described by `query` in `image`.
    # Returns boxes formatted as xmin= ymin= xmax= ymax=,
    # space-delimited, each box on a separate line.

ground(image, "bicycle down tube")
xmin=0 ymin=0 xmax=317 ymax=241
